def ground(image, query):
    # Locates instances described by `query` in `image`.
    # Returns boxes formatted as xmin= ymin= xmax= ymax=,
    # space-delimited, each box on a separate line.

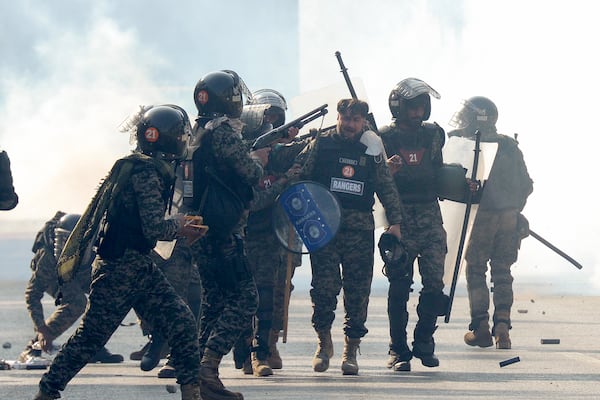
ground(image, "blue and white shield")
xmin=273 ymin=181 xmax=341 ymax=254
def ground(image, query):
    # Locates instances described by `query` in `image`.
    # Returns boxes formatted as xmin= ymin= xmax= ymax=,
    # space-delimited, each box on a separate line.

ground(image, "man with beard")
xmin=379 ymin=78 xmax=451 ymax=372
xmin=295 ymin=98 xmax=403 ymax=375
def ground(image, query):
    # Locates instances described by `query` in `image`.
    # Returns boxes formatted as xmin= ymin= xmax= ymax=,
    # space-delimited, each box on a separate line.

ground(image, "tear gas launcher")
xmin=251 ymin=104 xmax=328 ymax=150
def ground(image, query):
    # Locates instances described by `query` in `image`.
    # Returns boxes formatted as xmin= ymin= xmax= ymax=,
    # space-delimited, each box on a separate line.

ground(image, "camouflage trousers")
xmin=39 ymin=249 xmax=200 ymax=397
xmin=465 ymin=209 xmax=519 ymax=329
xmin=193 ymin=234 xmax=258 ymax=356
xmin=309 ymin=228 xmax=374 ymax=338
xmin=398 ymin=202 xmax=447 ymax=294
xmin=387 ymin=202 xmax=447 ymax=353
xmin=246 ymin=232 xmax=284 ymax=327
xmin=44 ymin=268 xmax=91 ymax=339
xmin=140 ymin=240 xmax=202 ymax=335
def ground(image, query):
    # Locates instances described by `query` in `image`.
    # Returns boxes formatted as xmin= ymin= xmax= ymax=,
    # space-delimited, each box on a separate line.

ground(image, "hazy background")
xmin=1 ymin=0 xmax=597 ymax=294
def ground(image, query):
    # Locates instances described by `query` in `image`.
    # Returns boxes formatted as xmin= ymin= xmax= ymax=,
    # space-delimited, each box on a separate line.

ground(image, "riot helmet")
xmin=389 ymin=77 xmax=441 ymax=123
xmin=247 ymin=89 xmax=288 ymax=128
xmin=378 ymin=232 xmax=409 ymax=278
xmin=54 ymin=213 xmax=81 ymax=259
xmin=135 ymin=105 xmax=191 ymax=160
xmin=449 ymin=96 xmax=498 ymax=132
xmin=193 ymin=70 xmax=250 ymax=119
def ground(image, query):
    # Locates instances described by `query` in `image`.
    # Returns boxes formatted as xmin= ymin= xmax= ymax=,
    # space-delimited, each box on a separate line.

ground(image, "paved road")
xmin=1 ymin=281 xmax=599 ymax=399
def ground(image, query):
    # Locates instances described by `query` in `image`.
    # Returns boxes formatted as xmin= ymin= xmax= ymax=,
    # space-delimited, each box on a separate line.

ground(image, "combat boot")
xmin=241 ymin=356 xmax=253 ymax=375
xmin=464 ymin=320 xmax=494 ymax=348
xmin=130 ymin=338 xmax=152 ymax=360
xmin=267 ymin=329 xmax=282 ymax=369
xmin=157 ymin=357 xmax=177 ymax=379
xmin=341 ymin=336 xmax=361 ymax=375
xmin=199 ymin=348 xmax=243 ymax=400
xmin=312 ymin=330 xmax=333 ymax=372
xmin=251 ymin=351 xmax=273 ymax=377
xmin=140 ymin=335 xmax=167 ymax=371
xmin=180 ymin=382 xmax=202 ymax=400
xmin=412 ymin=323 xmax=439 ymax=368
xmin=251 ymin=330 xmax=273 ymax=377
xmin=90 ymin=346 xmax=124 ymax=364
xmin=386 ymin=348 xmax=412 ymax=372
xmin=494 ymin=322 xmax=511 ymax=349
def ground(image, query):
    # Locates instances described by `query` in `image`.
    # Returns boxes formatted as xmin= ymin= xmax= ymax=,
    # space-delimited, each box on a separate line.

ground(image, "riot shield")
xmin=272 ymin=181 xmax=342 ymax=254
xmin=440 ymin=136 xmax=498 ymax=286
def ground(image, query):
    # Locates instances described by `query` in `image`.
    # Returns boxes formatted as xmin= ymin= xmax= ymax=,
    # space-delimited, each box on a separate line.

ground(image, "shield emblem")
xmin=272 ymin=181 xmax=342 ymax=254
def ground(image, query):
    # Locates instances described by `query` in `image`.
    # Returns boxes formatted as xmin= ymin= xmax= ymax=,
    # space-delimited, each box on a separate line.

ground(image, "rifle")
xmin=445 ymin=130 xmax=481 ymax=323
xmin=334 ymin=51 xmax=378 ymax=132
xmin=251 ymin=104 xmax=328 ymax=150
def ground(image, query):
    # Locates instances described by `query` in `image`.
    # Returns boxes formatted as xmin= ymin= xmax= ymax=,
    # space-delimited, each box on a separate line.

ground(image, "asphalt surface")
xmin=1 ymin=280 xmax=599 ymax=399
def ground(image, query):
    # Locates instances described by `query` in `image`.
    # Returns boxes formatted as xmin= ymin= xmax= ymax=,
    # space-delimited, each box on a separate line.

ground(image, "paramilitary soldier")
xmin=34 ymin=104 xmax=206 ymax=400
xmin=21 ymin=211 xmax=122 ymax=365
xmin=379 ymin=78 xmax=451 ymax=372
xmin=448 ymin=96 xmax=533 ymax=350
xmin=189 ymin=70 xmax=269 ymax=400
xmin=234 ymin=88 xmax=306 ymax=377
xmin=295 ymin=98 xmax=403 ymax=375
xmin=118 ymin=106 xmax=203 ymax=377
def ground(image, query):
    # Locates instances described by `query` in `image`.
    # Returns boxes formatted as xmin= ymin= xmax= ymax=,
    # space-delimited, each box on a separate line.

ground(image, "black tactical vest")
xmin=312 ymin=134 xmax=376 ymax=212
xmin=97 ymin=159 xmax=173 ymax=259
xmin=381 ymin=123 xmax=443 ymax=204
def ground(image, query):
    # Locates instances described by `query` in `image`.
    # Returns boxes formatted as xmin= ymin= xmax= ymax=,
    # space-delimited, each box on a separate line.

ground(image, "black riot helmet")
xmin=389 ymin=77 xmax=441 ymax=123
xmin=449 ymin=96 xmax=498 ymax=132
xmin=193 ymin=70 xmax=250 ymax=119
xmin=54 ymin=213 xmax=81 ymax=259
xmin=378 ymin=232 xmax=409 ymax=278
xmin=247 ymin=89 xmax=288 ymax=128
xmin=135 ymin=105 xmax=190 ymax=161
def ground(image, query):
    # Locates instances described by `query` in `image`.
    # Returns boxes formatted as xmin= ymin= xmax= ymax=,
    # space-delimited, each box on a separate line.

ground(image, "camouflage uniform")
xmin=298 ymin=127 xmax=403 ymax=339
xmin=455 ymin=131 xmax=533 ymax=335
xmin=189 ymin=118 xmax=262 ymax=359
xmin=22 ymin=211 xmax=122 ymax=364
xmin=38 ymin=157 xmax=200 ymax=399
xmin=134 ymin=166 xmax=203 ymax=369
xmin=380 ymin=121 xmax=449 ymax=366
xmin=234 ymin=139 xmax=308 ymax=373
xmin=262 ymin=142 xmax=306 ymax=335
xmin=25 ymin=212 xmax=87 ymax=340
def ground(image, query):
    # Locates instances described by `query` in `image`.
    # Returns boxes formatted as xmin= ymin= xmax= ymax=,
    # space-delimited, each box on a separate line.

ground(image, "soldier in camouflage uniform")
xmin=379 ymin=78 xmax=451 ymax=372
xmin=129 ymin=155 xmax=203 ymax=377
xmin=189 ymin=70 xmax=269 ymax=400
xmin=448 ymin=96 xmax=533 ymax=350
xmin=232 ymin=89 xmax=307 ymax=377
xmin=34 ymin=104 xmax=205 ymax=400
xmin=295 ymin=98 xmax=403 ymax=376
xmin=20 ymin=211 xmax=123 ymax=364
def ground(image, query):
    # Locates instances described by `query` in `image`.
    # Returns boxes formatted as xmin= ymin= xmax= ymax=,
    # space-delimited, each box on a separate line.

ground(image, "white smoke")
xmin=298 ymin=0 xmax=600 ymax=294
xmin=0 ymin=14 xmax=180 ymax=232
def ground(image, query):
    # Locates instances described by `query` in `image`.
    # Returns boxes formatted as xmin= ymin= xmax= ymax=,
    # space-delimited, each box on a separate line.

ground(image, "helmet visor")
xmin=394 ymin=78 xmax=441 ymax=100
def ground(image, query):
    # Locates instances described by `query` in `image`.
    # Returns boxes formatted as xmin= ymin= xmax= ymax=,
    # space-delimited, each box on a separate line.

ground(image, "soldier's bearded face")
xmin=337 ymin=112 xmax=365 ymax=140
